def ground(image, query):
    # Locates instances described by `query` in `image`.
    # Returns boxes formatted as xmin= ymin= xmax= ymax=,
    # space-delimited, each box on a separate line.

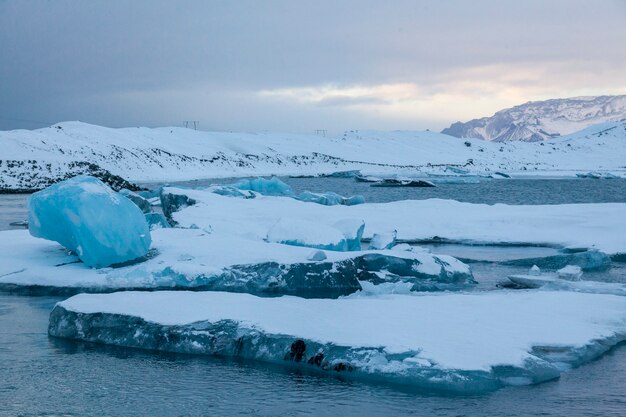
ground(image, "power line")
xmin=183 ymin=121 xmax=199 ymax=130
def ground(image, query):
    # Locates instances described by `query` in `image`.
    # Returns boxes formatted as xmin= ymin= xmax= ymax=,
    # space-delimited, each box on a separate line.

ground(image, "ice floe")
xmin=163 ymin=188 xmax=626 ymax=255
xmin=49 ymin=290 xmax=626 ymax=393
xmin=0 ymin=228 xmax=473 ymax=295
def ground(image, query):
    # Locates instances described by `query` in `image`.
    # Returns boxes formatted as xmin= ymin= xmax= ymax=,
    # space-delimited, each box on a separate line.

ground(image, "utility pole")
xmin=183 ymin=121 xmax=199 ymax=130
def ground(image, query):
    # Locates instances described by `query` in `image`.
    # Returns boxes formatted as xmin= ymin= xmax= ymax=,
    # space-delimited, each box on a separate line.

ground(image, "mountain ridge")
xmin=442 ymin=95 xmax=626 ymax=142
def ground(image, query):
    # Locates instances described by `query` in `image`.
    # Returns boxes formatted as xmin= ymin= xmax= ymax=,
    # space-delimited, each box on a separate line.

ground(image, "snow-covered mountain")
xmin=1 ymin=121 xmax=626 ymax=191
xmin=442 ymin=95 xmax=626 ymax=142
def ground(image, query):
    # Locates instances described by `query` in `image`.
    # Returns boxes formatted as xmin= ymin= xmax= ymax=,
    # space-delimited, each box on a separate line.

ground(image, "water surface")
xmin=1 ymin=178 xmax=626 ymax=416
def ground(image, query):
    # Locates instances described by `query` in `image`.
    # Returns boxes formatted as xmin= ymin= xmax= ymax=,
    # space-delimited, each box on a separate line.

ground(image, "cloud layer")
xmin=1 ymin=0 xmax=625 ymax=132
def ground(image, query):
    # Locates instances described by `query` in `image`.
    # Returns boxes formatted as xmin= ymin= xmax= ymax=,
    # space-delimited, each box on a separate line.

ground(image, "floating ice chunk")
xmin=160 ymin=188 xmax=197 ymax=225
xmin=557 ymin=265 xmax=583 ymax=281
xmin=356 ymin=252 xmax=475 ymax=291
xmin=231 ymin=177 xmax=295 ymax=197
xmin=502 ymin=250 xmax=610 ymax=271
xmin=371 ymin=178 xmax=435 ymax=187
xmin=320 ymin=170 xmax=361 ymax=178
xmin=119 ymin=188 xmax=152 ymax=213
xmin=297 ymin=191 xmax=344 ymax=205
xmin=529 ymin=265 xmax=541 ymax=276
xmin=391 ymin=243 xmax=413 ymax=252
xmin=333 ymin=219 xmax=365 ymax=251
xmin=307 ymin=250 xmax=327 ymax=261
xmin=145 ymin=213 xmax=171 ymax=230
xmin=368 ymin=230 xmax=397 ymax=250
xmin=28 ymin=176 xmax=151 ymax=268
xmin=137 ymin=186 xmax=165 ymax=199
xmin=343 ymin=195 xmax=366 ymax=205
xmin=210 ymin=186 xmax=257 ymax=199
xmin=576 ymin=172 xmax=619 ymax=179
xmin=266 ymin=218 xmax=348 ymax=251
xmin=49 ymin=291 xmax=626 ymax=393
xmin=296 ymin=191 xmax=365 ymax=206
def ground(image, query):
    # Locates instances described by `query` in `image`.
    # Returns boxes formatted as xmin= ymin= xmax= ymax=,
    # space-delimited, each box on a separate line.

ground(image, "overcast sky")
xmin=1 ymin=0 xmax=625 ymax=133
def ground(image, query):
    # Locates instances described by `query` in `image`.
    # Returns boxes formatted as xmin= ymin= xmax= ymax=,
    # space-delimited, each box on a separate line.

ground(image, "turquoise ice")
xmin=28 ymin=176 xmax=151 ymax=268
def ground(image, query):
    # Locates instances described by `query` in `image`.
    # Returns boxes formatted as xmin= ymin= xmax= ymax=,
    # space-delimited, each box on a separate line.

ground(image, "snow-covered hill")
xmin=442 ymin=95 xmax=626 ymax=142
xmin=1 ymin=121 xmax=626 ymax=191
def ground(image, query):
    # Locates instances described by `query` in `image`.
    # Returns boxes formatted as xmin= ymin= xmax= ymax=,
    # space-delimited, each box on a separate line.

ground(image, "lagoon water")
xmin=1 ymin=178 xmax=626 ymax=416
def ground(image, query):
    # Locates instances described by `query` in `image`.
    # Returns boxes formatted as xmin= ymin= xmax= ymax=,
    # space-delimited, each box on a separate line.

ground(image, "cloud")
xmin=1 ymin=0 xmax=625 ymax=131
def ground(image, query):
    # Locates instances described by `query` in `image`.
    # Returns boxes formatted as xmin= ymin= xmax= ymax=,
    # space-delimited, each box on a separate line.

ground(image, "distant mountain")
xmin=442 ymin=95 xmax=626 ymax=142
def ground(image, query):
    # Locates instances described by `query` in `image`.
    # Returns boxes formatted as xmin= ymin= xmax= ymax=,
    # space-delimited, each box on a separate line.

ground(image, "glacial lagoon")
xmin=1 ymin=177 xmax=625 ymax=416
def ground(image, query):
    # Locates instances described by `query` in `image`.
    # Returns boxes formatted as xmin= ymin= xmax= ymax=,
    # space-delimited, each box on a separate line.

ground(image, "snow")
xmin=0 ymin=228 xmax=473 ymax=295
xmin=28 ymin=176 xmax=151 ymax=268
xmin=442 ymin=95 xmax=626 ymax=142
xmin=167 ymin=189 xmax=626 ymax=255
xmin=51 ymin=290 xmax=626 ymax=391
xmin=2 ymin=120 xmax=626 ymax=191
xmin=368 ymin=230 xmax=397 ymax=250
xmin=557 ymin=265 xmax=583 ymax=281
xmin=266 ymin=218 xmax=349 ymax=251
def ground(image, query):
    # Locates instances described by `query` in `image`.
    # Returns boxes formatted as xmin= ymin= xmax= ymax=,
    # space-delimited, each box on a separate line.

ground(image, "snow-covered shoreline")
xmin=2 ymin=121 xmax=626 ymax=191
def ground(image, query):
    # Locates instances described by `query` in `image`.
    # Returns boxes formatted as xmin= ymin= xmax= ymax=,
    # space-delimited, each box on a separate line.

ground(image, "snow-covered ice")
xmin=49 ymin=290 xmax=626 ymax=393
xmin=164 ymin=188 xmax=626 ymax=256
xmin=266 ymin=218 xmax=349 ymax=251
xmin=0 ymin=228 xmax=473 ymax=295
xmin=368 ymin=230 xmax=397 ymax=250
xmin=28 ymin=176 xmax=151 ymax=268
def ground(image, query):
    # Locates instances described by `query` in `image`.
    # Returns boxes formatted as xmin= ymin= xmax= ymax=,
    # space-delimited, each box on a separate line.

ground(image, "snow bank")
xmin=167 ymin=189 xmax=626 ymax=255
xmin=49 ymin=290 xmax=626 ymax=393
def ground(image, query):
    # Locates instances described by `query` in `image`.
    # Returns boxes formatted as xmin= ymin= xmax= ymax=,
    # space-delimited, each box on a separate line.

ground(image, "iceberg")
xmin=49 ymin=290 xmax=626 ymax=393
xmin=333 ymin=219 xmax=365 ymax=251
xmin=220 ymin=177 xmax=365 ymax=206
xmin=119 ymin=188 xmax=152 ymax=213
xmin=160 ymin=189 xmax=197 ymax=225
xmin=145 ymin=213 xmax=171 ymax=230
xmin=266 ymin=218 xmax=349 ymax=251
xmin=501 ymin=249 xmax=611 ymax=271
xmin=0 ymin=228 xmax=474 ymax=296
xmin=27 ymin=176 xmax=151 ymax=268
xmin=296 ymin=191 xmax=365 ymax=206
xmin=231 ymin=177 xmax=295 ymax=197
xmin=356 ymin=252 xmax=475 ymax=291
xmin=557 ymin=265 xmax=583 ymax=281
xmin=161 ymin=189 xmax=626 ymax=256
xmin=370 ymin=178 xmax=435 ymax=187
xmin=368 ymin=230 xmax=397 ymax=250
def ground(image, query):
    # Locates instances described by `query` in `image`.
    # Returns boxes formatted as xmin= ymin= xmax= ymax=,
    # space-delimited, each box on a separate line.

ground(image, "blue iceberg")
xmin=28 ymin=175 xmax=151 ymax=268
xmin=227 ymin=177 xmax=364 ymax=206
xmin=333 ymin=219 xmax=365 ymax=251
xmin=231 ymin=177 xmax=295 ymax=197
xmin=119 ymin=188 xmax=152 ymax=213
xmin=145 ymin=213 xmax=171 ymax=230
